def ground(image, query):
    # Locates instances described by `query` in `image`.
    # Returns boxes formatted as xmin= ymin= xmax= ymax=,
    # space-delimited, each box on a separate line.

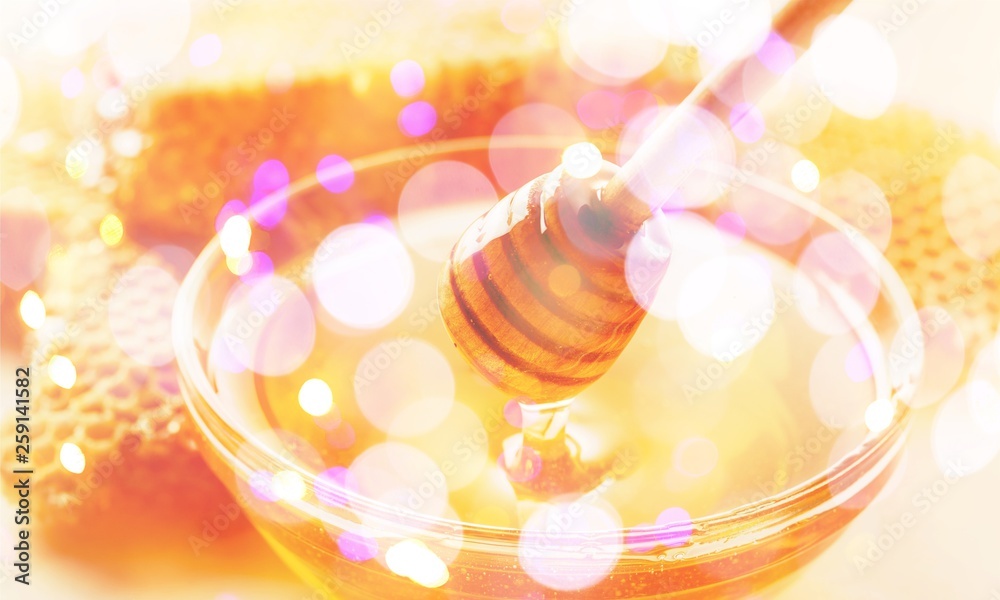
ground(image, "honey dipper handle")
xmin=601 ymin=0 xmax=854 ymax=235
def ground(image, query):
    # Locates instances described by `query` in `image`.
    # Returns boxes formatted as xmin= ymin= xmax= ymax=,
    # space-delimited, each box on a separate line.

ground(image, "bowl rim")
xmin=172 ymin=134 xmax=922 ymax=550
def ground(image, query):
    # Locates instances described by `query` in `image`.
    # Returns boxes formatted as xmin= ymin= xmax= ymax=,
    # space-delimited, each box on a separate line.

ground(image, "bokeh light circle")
xmin=107 ymin=0 xmax=191 ymax=78
xmin=354 ymin=339 xmax=455 ymax=437
xmin=790 ymin=159 xmax=820 ymax=193
xmin=299 ymin=378 xmax=335 ymax=417
xmin=189 ymin=34 xmax=222 ymax=67
xmin=250 ymin=160 xmax=290 ymax=228
xmin=233 ymin=430 xmax=323 ymax=524
xmin=315 ymin=466 xmax=359 ymax=507
xmin=147 ymin=244 xmax=196 ymax=274
xmin=890 ymin=307 xmax=965 ymax=409
xmin=219 ymin=276 xmax=316 ymax=376
xmin=48 ymin=355 xmax=77 ymax=390
xmin=690 ymin=0 xmax=772 ymax=75
xmin=817 ymin=171 xmax=892 ymax=252
xmin=0 ymin=59 xmax=20 ymax=145
xmin=391 ymin=403 xmax=488 ymax=491
xmin=398 ymin=101 xmax=437 ymax=137
xmin=941 ymin=154 xmax=1000 ymax=260
xmin=673 ymin=437 xmax=719 ymax=478
xmin=563 ymin=0 xmax=667 ymax=83
xmin=38 ymin=2 xmax=114 ymax=57
xmin=271 ymin=470 xmax=307 ymax=501
xmin=932 ymin=383 xmax=1000 ymax=477
xmin=490 ymin=103 xmax=585 ymax=192
xmin=624 ymin=210 xmax=673 ymax=311
xmin=618 ymin=105 xmax=735 ymax=211
xmin=810 ymin=334 xmax=881 ymax=429
xmin=969 ymin=341 xmax=1000 ymax=434
xmin=794 ymin=232 xmax=881 ymax=336
xmin=715 ymin=212 xmax=746 ymax=244
xmin=627 ymin=0 xmax=671 ymax=42
xmin=219 ymin=215 xmax=252 ymax=259
xmin=386 ymin=538 xmax=451 ymax=588
xmin=994 ymin=88 xmax=1000 ymax=144
xmin=864 ymin=398 xmax=895 ymax=434
xmin=576 ymin=90 xmax=623 ymax=130
xmin=227 ymin=251 xmax=252 ymax=277
xmin=238 ymin=252 xmax=274 ymax=283
xmin=110 ymin=129 xmax=143 ymax=158
xmin=390 ymin=60 xmax=425 ymax=97
xmin=630 ymin=212 xmax=725 ymax=320
xmin=756 ymin=32 xmax=797 ymax=74
xmin=974 ymin=337 xmax=1000 ymax=383
xmin=108 ymin=265 xmax=178 ymax=366
xmin=677 ymin=256 xmax=775 ymax=359
xmin=519 ymin=500 xmax=623 ymax=591
xmin=349 ymin=442 xmax=450 ymax=518
xmin=316 ymin=154 xmax=355 ymax=193
xmin=654 ymin=506 xmax=694 ymax=548
xmin=19 ymin=290 xmax=45 ymax=330
xmin=759 ymin=56 xmax=834 ymax=145
xmin=398 ymin=161 xmax=497 ymax=262
xmin=216 ymin=200 xmax=247 ymax=233
xmin=730 ymin=103 xmax=765 ymax=144
xmin=811 ymin=16 xmax=897 ymax=119
xmin=314 ymin=223 xmax=414 ymax=330
xmin=561 ymin=142 xmax=604 ymax=179
xmin=0 ymin=187 xmax=50 ymax=289
xmin=730 ymin=144 xmax=816 ymax=245
xmin=61 ymin=68 xmax=86 ymax=99
xmin=337 ymin=530 xmax=380 ymax=563
xmin=60 ymin=443 xmax=86 ymax=474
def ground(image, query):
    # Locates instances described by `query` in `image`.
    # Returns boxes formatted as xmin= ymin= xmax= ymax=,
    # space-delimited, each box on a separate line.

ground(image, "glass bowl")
xmin=173 ymin=135 xmax=921 ymax=599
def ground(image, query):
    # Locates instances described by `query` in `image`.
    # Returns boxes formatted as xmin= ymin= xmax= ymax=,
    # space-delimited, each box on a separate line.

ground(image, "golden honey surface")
xmin=199 ymin=205 xmax=886 ymax=598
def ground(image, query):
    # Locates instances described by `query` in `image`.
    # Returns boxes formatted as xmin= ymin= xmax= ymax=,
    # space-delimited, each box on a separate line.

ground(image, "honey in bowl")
xmin=175 ymin=137 xmax=918 ymax=599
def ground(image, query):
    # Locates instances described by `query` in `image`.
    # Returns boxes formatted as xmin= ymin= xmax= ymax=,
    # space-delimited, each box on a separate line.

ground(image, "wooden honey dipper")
xmin=440 ymin=0 xmax=854 ymax=406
